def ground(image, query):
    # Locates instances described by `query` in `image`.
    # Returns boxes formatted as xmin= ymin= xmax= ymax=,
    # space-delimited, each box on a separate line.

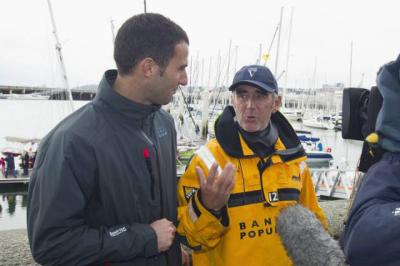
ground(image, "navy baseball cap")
xmin=228 ymin=65 xmax=278 ymax=93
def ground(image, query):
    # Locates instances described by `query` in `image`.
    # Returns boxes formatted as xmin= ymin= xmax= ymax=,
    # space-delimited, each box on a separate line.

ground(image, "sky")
xmin=1 ymin=0 xmax=399 ymax=90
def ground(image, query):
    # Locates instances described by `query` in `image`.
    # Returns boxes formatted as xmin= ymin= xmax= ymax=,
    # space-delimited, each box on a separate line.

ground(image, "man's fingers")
xmin=206 ymin=163 xmax=219 ymax=185
xmin=197 ymin=163 xmax=235 ymax=193
xmin=224 ymin=173 xmax=236 ymax=194
xmin=223 ymin=163 xmax=236 ymax=178
xmin=170 ymin=224 xmax=177 ymax=234
xmin=218 ymin=163 xmax=236 ymax=191
xmin=196 ymin=167 xmax=207 ymax=189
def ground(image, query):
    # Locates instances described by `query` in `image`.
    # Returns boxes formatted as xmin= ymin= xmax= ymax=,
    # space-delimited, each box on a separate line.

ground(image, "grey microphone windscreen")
xmin=277 ymin=204 xmax=347 ymax=266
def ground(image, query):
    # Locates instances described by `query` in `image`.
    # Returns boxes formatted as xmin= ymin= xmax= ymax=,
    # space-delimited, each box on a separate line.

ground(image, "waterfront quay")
xmin=0 ymin=176 xmax=29 ymax=193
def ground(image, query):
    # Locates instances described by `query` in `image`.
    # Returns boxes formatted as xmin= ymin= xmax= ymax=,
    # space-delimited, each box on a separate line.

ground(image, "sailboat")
xmin=279 ymin=7 xmax=304 ymax=123
xmin=302 ymin=116 xmax=335 ymax=130
xmin=0 ymin=0 xmax=85 ymax=158
xmin=296 ymin=130 xmax=334 ymax=168
xmin=281 ymin=108 xmax=303 ymax=122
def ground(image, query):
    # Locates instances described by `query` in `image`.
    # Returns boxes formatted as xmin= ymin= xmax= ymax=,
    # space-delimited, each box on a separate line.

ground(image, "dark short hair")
xmin=114 ymin=13 xmax=189 ymax=75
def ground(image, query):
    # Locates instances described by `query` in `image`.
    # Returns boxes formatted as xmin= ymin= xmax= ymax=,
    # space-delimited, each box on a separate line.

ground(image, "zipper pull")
xmin=143 ymin=148 xmax=155 ymax=200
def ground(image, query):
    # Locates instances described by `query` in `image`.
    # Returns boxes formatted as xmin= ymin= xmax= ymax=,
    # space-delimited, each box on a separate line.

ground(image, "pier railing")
xmin=311 ymin=168 xmax=363 ymax=199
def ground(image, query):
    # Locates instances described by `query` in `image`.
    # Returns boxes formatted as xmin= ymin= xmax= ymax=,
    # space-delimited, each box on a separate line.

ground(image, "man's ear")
xmin=272 ymin=94 xmax=282 ymax=113
xmin=230 ymin=92 xmax=235 ymax=104
xmin=139 ymin=57 xmax=158 ymax=78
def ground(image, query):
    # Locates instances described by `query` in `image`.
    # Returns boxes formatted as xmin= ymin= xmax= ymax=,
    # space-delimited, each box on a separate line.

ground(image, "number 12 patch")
xmin=268 ymin=192 xmax=279 ymax=202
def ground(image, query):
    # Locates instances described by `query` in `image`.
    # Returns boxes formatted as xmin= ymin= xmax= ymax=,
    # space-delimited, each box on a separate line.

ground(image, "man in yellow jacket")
xmin=177 ymin=65 xmax=327 ymax=266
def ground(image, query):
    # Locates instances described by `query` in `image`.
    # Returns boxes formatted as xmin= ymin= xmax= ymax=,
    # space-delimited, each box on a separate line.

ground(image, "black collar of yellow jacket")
xmin=214 ymin=106 xmax=306 ymax=164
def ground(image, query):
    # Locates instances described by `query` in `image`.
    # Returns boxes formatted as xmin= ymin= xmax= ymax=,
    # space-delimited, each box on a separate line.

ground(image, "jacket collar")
xmin=214 ymin=106 xmax=306 ymax=162
xmin=94 ymin=70 xmax=161 ymax=122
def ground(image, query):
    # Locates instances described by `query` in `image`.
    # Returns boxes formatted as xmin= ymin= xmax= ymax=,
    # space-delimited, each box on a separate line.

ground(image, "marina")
xmin=1 ymin=1 xmax=399 ymax=265
xmin=0 ymin=107 xmax=363 ymax=231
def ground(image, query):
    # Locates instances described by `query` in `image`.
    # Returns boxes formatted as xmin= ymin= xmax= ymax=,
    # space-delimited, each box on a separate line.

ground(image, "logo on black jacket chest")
xmin=158 ymin=127 xmax=168 ymax=138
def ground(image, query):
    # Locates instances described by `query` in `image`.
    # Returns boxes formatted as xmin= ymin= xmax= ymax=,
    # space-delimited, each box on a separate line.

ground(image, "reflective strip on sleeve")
xmin=299 ymin=161 xmax=306 ymax=175
xmin=195 ymin=146 xmax=222 ymax=175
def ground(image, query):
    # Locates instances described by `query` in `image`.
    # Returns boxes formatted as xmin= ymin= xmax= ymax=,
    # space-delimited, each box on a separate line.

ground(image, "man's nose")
xmin=246 ymin=97 xmax=256 ymax=108
xmin=180 ymin=71 xmax=188 ymax=86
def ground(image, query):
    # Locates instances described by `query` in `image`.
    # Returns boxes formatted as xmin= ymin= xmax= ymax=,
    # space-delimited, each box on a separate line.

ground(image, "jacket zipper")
xmin=141 ymin=127 xmax=170 ymax=264
xmin=141 ymin=130 xmax=156 ymax=200
xmin=258 ymin=156 xmax=271 ymax=207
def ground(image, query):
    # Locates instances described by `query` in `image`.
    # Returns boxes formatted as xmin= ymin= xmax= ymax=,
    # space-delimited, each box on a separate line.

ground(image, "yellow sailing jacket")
xmin=177 ymin=107 xmax=327 ymax=266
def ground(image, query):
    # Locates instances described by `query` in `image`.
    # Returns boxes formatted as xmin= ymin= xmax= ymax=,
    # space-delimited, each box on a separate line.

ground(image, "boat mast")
xmin=110 ymin=19 xmax=116 ymax=45
xmin=358 ymin=73 xmax=364 ymax=87
xmin=312 ymin=56 xmax=318 ymax=110
xmin=283 ymin=7 xmax=294 ymax=109
xmin=264 ymin=25 xmax=279 ymax=67
xmin=274 ymin=6 xmax=284 ymax=77
xmin=233 ymin=45 xmax=238 ymax=77
xmin=47 ymin=0 xmax=74 ymax=110
xmin=207 ymin=56 xmax=212 ymax=89
xmin=225 ymin=40 xmax=232 ymax=86
xmin=349 ymin=41 xmax=353 ymax=87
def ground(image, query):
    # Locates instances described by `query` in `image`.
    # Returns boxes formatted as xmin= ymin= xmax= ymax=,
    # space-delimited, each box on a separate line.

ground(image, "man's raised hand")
xmin=196 ymin=162 xmax=236 ymax=211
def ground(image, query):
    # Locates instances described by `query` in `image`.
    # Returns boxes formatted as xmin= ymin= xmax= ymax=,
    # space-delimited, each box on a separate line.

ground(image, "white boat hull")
xmin=302 ymin=119 xmax=334 ymax=130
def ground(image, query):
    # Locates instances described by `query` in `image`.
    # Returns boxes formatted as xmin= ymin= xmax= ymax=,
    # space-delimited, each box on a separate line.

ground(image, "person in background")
xmin=22 ymin=152 xmax=29 ymax=176
xmin=28 ymin=13 xmax=189 ymax=265
xmin=29 ymin=152 xmax=36 ymax=169
xmin=0 ymin=157 xmax=5 ymax=177
xmin=341 ymin=55 xmax=400 ymax=265
xmin=177 ymin=65 xmax=327 ymax=265
xmin=5 ymin=153 xmax=16 ymax=178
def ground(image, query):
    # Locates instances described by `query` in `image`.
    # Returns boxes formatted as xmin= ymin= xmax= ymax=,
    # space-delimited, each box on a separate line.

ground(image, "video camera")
xmin=341 ymin=54 xmax=400 ymax=173
xmin=341 ymin=86 xmax=384 ymax=172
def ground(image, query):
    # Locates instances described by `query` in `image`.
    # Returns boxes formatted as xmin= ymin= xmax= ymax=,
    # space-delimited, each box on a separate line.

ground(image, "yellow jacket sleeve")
xmin=177 ymin=155 xmax=229 ymax=250
xmin=299 ymin=163 xmax=328 ymax=230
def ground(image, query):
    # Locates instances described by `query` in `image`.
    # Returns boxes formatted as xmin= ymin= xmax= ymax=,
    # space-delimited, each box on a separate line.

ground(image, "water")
xmin=0 ymin=125 xmax=364 ymax=231
xmin=0 ymin=99 xmax=89 ymax=140
xmin=0 ymin=193 xmax=27 ymax=231
xmin=292 ymin=121 xmax=363 ymax=169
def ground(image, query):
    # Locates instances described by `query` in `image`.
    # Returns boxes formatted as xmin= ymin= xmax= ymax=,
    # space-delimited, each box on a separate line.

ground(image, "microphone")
xmin=277 ymin=205 xmax=347 ymax=266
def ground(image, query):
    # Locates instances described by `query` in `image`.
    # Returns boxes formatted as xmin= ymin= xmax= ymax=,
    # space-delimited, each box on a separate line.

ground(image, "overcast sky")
xmin=1 ymin=0 xmax=399 ymax=89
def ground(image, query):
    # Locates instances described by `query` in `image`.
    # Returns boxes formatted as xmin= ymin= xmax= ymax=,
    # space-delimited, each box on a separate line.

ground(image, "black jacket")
xmin=341 ymin=152 xmax=400 ymax=265
xmin=27 ymin=70 xmax=180 ymax=265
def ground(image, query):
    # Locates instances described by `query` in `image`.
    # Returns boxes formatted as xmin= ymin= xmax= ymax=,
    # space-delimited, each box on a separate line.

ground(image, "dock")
xmin=0 ymin=177 xmax=29 ymax=184
xmin=0 ymin=176 xmax=30 ymax=193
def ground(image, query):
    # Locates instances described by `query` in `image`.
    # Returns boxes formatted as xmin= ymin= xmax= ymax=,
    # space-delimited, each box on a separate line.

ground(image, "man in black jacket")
xmin=27 ymin=13 xmax=189 ymax=265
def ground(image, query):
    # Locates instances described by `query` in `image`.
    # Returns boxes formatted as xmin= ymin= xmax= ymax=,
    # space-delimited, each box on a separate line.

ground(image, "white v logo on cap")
xmin=248 ymin=67 xmax=258 ymax=77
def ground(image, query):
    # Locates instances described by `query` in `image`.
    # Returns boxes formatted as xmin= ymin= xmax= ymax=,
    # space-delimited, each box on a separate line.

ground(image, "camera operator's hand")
xmin=150 ymin=218 xmax=176 ymax=252
xmin=197 ymin=163 xmax=236 ymax=211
